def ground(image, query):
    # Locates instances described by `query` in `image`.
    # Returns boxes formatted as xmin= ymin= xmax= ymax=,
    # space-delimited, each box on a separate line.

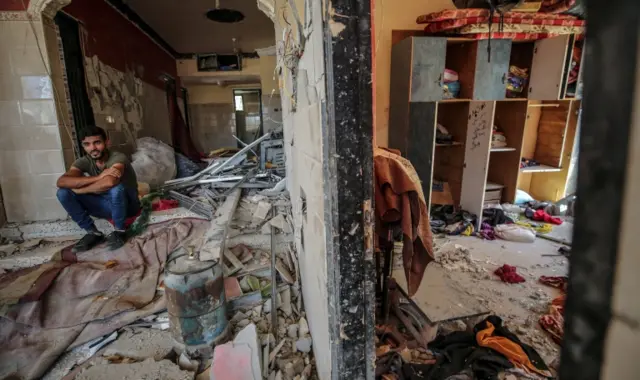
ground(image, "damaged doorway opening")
xmin=233 ymin=88 xmax=264 ymax=145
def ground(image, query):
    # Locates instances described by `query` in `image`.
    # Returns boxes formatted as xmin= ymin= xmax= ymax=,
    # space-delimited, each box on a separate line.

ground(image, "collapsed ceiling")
xmin=126 ymin=0 xmax=276 ymax=54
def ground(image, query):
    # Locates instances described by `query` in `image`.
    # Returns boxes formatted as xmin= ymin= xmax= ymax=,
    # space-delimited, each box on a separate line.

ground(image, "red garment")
xmin=539 ymin=295 xmax=565 ymax=344
xmin=494 ymin=264 xmax=525 ymax=284
xmin=533 ymin=209 xmax=563 ymax=225
xmin=539 ymin=276 xmax=568 ymax=290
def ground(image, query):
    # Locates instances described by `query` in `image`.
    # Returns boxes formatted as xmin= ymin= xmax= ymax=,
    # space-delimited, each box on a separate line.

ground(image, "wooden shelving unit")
xmin=388 ymin=35 xmax=584 ymax=226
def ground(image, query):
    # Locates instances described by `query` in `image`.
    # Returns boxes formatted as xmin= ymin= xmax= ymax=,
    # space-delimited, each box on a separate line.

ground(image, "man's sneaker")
xmin=106 ymin=230 xmax=127 ymax=250
xmin=72 ymin=232 xmax=104 ymax=253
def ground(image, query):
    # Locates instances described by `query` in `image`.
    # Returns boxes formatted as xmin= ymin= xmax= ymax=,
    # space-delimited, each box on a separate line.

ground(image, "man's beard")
xmin=90 ymin=150 xmax=104 ymax=159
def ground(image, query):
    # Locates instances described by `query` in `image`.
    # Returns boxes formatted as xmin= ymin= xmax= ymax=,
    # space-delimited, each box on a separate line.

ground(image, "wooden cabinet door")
xmin=529 ymin=35 xmax=571 ymax=100
xmin=473 ymin=39 xmax=512 ymax=100
xmin=409 ymin=37 xmax=447 ymax=102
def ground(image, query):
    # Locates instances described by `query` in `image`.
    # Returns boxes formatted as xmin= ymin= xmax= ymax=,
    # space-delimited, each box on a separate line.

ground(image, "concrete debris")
xmin=75 ymin=358 xmax=194 ymax=380
xmin=276 ymin=259 xmax=295 ymax=284
xmin=178 ymin=352 xmax=200 ymax=372
xmin=298 ymin=318 xmax=310 ymax=337
xmin=103 ymin=328 xmax=176 ymax=361
xmin=295 ymin=337 xmax=312 ymax=353
xmin=435 ymin=243 xmax=484 ymax=275
xmin=287 ymin=324 xmax=299 ymax=339
xmin=253 ymin=201 xmax=273 ymax=220
xmin=19 ymin=238 xmax=42 ymax=250
xmin=269 ymin=214 xmax=292 ymax=234
xmin=279 ymin=286 xmax=293 ymax=316
xmin=211 ymin=324 xmax=261 ymax=380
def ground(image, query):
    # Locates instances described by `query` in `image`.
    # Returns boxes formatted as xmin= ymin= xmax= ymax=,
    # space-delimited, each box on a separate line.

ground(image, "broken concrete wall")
xmin=84 ymin=55 xmax=144 ymax=157
xmin=270 ymin=0 xmax=332 ymax=377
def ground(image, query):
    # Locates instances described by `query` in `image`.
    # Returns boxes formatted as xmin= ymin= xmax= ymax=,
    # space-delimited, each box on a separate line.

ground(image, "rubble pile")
xmin=160 ymin=132 xmax=285 ymax=220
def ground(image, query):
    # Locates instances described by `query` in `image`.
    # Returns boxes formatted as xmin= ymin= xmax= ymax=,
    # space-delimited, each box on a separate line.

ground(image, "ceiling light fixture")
xmin=206 ymin=0 xmax=245 ymax=24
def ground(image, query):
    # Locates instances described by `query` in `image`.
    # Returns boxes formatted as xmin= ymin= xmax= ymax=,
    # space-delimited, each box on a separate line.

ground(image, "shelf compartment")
xmin=434 ymin=101 xmax=470 ymax=206
xmin=505 ymin=42 xmax=535 ymax=99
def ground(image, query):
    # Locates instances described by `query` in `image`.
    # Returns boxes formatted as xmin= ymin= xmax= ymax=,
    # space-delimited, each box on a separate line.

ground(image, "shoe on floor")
xmin=72 ymin=232 xmax=104 ymax=253
xmin=106 ymin=230 xmax=127 ymax=250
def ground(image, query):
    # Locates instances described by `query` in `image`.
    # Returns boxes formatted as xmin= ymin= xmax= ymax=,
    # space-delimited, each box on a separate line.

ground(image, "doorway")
xmin=55 ymin=12 xmax=95 ymax=156
xmin=233 ymin=88 xmax=263 ymax=145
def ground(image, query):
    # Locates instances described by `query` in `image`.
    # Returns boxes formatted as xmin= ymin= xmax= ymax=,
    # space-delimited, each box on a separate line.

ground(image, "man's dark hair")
xmin=80 ymin=126 xmax=107 ymax=141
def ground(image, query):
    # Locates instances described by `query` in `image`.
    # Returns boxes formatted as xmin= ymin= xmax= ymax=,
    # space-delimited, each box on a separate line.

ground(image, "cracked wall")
xmin=84 ymin=55 xmax=145 ymax=156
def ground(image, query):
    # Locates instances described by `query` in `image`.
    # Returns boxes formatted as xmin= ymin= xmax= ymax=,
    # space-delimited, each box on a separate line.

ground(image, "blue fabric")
xmin=57 ymin=184 xmax=140 ymax=230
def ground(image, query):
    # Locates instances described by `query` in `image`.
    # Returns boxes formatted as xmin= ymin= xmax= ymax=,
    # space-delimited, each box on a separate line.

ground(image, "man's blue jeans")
xmin=56 ymin=184 xmax=141 ymax=231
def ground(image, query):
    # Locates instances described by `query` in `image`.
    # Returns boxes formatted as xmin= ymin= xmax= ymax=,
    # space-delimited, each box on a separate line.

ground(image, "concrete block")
xmin=211 ymin=324 xmax=261 ymax=380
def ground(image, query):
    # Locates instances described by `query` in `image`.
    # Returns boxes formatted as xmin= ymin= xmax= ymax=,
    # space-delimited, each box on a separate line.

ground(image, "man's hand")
xmin=99 ymin=167 xmax=122 ymax=179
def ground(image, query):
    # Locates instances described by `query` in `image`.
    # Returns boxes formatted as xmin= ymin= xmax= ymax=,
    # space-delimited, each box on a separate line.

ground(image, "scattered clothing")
xmin=402 ymin=316 xmax=550 ymax=380
xmin=539 ymin=295 xmax=565 ymax=344
xmin=506 ymin=66 xmax=529 ymax=98
xmin=494 ymin=264 xmax=525 ymax=283
xmin=445 ymin=221 xmax=475 ymax=236
xmin=532 ymin=209 xmax=563 ymax=225
xmin=375 ymin=148 xmax=434 ymax=296
xmin=436 ymin=124 xmax=454 ymax=144
xmin=494 ymin=224 xmax=536 ymax=243
xmin=443 ymin=81 xmax=461 ymax=99
xmin=475 ymin=317 xmax=552 ymax=377
xmin=491 ymin=125 xmax=508 ymax=148
xmin=515 ymin=220 xmax=553 ymax=234
xmin=520 ymin=158 xmax=540 ymax=168
xmin=539 ymin=275 xmax=568 ymax=290
xmin=478 ymin=222 xmax=496 ymax=240
xmin=430 ymin=205 xmax=477 ymax=233
xmin=482 ymin=208 xmax=513 ymax=227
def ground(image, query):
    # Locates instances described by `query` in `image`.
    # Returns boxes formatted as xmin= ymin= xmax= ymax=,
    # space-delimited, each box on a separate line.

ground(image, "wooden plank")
xmin=517 ymin=172 xmax=533 ymax=193
xmin=488 ymin=101 xmax=528 ymax=203
xmin=391 ymin=30 xmax=425 ymax=46
xmin=410 ymin=37 xmax=447 ymax=102
xmin=199 ymin=189 xmax=242 ymax=261
xmin=435 ymin=102 xmax=470 ymax=207
xmin=529 ymin=100 xmax=581 ymax=201
xmin=474 ymin=39 xmax=512 ymax=100
xmin=408 ymin=102 xmax=438 ymax=206
xmin=520 ymin=164 xmax=562 ymax=173
xmin=528 ymin=35 xmax=570 ymax=100
xmin=534 ymin=101 xmax=571 ymax=167
xmin=560 ymin=35 xmax=577 ymax=99
xmin=459 ymin=101 xmax=493 ymax=228
xmin=393 ymin=265 xmax=489 ymax=323
xmin=521 ymin=102 xmax=541 ymax=158
xmin=446 ymin=41 xmax=478 ymax=100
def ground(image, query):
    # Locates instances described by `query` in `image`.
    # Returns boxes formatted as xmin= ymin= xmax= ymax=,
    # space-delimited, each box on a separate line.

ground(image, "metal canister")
xmin=165 ymin=247 xmax=229 ymax=348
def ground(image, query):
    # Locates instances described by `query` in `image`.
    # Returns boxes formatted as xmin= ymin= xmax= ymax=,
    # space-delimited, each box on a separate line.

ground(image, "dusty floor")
xmin=424 ymin=234 xmax=567 ymax=366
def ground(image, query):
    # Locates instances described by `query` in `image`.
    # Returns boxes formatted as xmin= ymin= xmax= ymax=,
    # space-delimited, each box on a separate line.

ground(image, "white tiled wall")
xmin=0 ymin=16 xmax=66 ymax=222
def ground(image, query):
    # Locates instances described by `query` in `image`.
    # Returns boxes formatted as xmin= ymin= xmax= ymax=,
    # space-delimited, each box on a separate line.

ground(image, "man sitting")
xmin=56 ymin=126 xmax=140 ymax=252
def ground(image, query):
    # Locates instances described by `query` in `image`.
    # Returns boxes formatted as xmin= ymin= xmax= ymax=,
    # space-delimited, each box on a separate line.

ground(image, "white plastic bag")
xmin=131 ymin=137 xmax=177 ymax=188
xmin=494 ymin=224 xmax=536 ymax=243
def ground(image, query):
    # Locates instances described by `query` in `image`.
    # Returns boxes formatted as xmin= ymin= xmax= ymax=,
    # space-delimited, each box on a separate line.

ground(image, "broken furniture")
xmin=388 ymin=35 xmax=584 ymax=230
